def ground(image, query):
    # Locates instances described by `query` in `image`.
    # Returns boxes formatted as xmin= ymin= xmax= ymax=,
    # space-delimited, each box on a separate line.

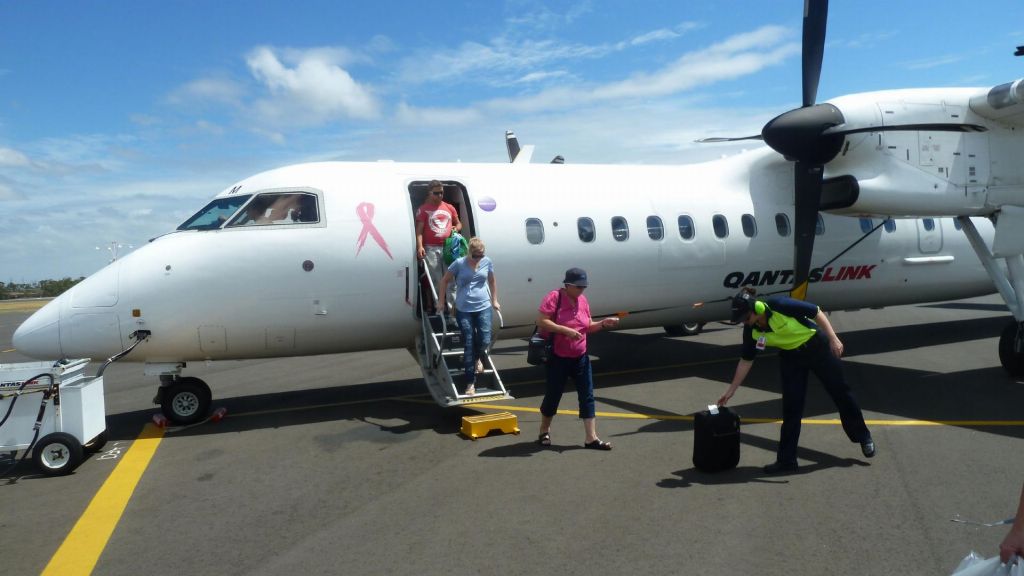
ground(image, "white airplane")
xmin=12 ymin=0 xmax=1024 ymax=425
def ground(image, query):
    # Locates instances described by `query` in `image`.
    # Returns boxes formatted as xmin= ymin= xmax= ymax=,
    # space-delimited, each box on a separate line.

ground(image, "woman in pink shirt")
xmin=535 ymin=267 xmax=620 ymax=450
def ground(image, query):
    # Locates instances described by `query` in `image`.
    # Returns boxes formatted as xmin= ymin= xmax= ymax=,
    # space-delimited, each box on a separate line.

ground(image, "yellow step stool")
xmin=461 ymin=412 xmax=520 ymax=440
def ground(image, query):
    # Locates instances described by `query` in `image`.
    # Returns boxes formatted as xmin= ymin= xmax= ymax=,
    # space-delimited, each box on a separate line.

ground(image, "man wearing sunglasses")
xmin=416 ymin=180 xmax=461 ymax=313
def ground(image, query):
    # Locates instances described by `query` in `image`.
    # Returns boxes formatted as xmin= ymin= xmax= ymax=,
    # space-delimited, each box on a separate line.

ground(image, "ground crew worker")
xmin=717 ymin=287 xmax=875 ymax=473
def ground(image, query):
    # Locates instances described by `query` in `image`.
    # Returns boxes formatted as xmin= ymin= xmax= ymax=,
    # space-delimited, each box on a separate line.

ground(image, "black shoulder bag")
xmin=526 ymin=290 xmax=563 ymax=366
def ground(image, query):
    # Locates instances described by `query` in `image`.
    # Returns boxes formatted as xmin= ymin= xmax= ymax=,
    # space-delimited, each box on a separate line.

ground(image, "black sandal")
xmin=537 ymin=432 xmax=551 ymax=446
xmin=584 ymin=439 xmax=612 ymax=451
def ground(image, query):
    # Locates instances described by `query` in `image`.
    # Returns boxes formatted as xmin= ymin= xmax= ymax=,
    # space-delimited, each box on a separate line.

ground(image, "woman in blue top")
xmin=438 ymin=237 xmax=500 ymax=396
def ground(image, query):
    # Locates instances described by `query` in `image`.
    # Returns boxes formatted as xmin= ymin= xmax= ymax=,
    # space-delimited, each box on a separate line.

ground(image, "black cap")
xmin=562 ymin=267 xmax=588 ymax=287
xmin=730 ymin=291 xmax=753 ymax=322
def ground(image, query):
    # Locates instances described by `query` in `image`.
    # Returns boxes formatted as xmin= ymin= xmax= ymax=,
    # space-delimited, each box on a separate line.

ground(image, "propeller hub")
xmin=762 ymin=103 xmax=846 ymax=164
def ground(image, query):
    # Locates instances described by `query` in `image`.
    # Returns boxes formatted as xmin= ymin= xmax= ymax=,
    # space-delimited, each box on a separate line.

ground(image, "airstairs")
xmin=413 ymin=262 xmax=512 ymax=407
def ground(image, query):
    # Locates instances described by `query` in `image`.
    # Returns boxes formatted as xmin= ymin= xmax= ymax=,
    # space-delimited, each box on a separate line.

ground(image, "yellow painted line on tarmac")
xmin=42 ymin=423 xmax=165 ymax=576
xmin=459 ymin=402 xmax=1024 ymax=427
xmin=2 ymin=348 xmax=15 ymax=353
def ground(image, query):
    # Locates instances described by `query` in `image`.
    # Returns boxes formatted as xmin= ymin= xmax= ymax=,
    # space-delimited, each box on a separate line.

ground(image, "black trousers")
xmin=776 ymin=333 xmax=871 ymax=464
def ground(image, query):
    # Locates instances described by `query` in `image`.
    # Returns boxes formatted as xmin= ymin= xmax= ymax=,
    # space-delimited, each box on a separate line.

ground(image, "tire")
xmin=998 ymin=321 xmax=1024 ymax=377
xmin=84 ymin=430 xmax=109 ymax=454
xmin=33 ymin=432 xmax=84 ymax=476
xmin=663 ymin=322 xmax=704 ymax=337
xmin=160 ymin=377 xmax=212 ymax=425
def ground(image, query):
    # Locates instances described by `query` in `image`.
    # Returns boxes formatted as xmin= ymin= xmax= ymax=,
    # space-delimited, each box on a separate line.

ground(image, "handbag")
xmin=526 ymin=290 xmax=563 ymax=366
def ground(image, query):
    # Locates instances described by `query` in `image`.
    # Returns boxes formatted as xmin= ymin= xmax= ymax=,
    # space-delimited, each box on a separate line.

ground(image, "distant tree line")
xmin=0 ymin=278 xmax=85 ymax=299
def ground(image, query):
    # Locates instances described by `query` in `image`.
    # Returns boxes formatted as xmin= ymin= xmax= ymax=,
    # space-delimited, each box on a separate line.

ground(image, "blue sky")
xmin=2 ymin=0 xmax=1023 ymax=282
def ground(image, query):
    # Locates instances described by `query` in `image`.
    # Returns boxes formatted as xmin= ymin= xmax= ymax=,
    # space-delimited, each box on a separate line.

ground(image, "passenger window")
xmin=775 ymin=213 xmax=790 ymax=237
xmin=741 ymin=214 xmax=756 ymax=238
xmin=859 ymin=218 xmax=873 ymax=233
xmin=646 ymin=216 xmax=664 ymax=240
xmin=525 ymin=218 xmax=545 ymax=244
xmin=177 ymin=195 xmax=252 ymax=231
xmin=884 ymin=218 xmax=896 ymax=233
xmin=712 ymin=214 xmax=729 ymax=239
xmin=677 ymin=215 xmax=695 ymax=240
xmin=577 ymin=217 xmax=596 ymax=243
xmin=611 ymin=216 xmax=629 ymax=241
xmin=923 ymin=218 xmax=935 ymax=231
xmin=815 ymin=214 xmax=825 ymax=235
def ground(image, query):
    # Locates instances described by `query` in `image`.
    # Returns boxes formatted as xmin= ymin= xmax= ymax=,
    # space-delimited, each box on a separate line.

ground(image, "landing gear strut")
xmin=998 ymin=321 xmax=1024 ymax=378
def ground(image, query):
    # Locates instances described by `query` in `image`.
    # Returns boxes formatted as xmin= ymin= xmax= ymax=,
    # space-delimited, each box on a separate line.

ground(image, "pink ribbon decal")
xmin=355 ymin=202 xmax=393 ymax=259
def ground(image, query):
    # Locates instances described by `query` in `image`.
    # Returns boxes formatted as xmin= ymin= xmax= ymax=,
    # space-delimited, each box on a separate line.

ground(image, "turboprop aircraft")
xmin=12 ymin=0 xmax=1024 ymax=425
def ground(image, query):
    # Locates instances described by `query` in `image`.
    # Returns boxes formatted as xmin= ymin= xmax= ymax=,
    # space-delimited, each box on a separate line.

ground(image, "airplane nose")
xmin=12 ymin=298 xmax=63 ymax=359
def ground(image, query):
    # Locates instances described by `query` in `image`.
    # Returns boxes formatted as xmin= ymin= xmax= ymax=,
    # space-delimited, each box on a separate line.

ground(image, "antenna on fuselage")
xmin=551 ymin=155 xmax=564 ymax=164
xmin=505 ymin=130 xmax=520 ymax=163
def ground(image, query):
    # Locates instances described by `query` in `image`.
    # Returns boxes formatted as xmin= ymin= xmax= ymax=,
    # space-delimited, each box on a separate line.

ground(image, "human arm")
xmin=718 ymin=359 xmax=753 ymax=407
xmin=537 ymin=312 xmax=582 ymax=341
xmin=1000 ymin=483 xmax=1024 ymax=563
xmin=415 ymin=220 xmax=426 ymax=259
xmin=487 ymin=270 xmax=500 ymax=311
xmin=814 ymin=308 xmax=844 ymax=358
xmin=437 ymin=270 xmax=454 ymax=313
xmin=587 ymin=316 xmax=619 ymax=333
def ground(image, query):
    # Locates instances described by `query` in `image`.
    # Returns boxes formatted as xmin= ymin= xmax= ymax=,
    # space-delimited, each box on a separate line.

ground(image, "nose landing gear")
xmin=154 ymin=376 xmax=212 ymax=425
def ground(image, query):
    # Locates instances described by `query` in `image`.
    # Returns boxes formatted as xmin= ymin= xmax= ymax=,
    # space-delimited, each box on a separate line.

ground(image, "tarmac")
xmin=1 ymin=294 xmax=1022 ymax=576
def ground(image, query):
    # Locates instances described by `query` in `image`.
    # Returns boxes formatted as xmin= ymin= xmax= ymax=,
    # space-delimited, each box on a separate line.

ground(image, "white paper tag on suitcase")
xmin=707 ymin=404 xmax=719 ymax=415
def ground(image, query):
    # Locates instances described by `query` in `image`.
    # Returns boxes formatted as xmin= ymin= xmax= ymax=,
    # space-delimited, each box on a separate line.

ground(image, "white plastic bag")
xmin=950 ymin=551 xmax=1022 ymax=576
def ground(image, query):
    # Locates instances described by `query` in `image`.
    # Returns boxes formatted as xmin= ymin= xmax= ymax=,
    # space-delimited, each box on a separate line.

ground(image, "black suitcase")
xmin=692 ymin=406 xmax=740 ymax=472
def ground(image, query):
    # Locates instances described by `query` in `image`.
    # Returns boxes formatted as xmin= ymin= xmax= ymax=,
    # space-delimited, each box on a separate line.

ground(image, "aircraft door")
xmin=407 ymin=179 xmax=476 ymax=316
xmin=916 ymin=218 xmax=942 ymax=254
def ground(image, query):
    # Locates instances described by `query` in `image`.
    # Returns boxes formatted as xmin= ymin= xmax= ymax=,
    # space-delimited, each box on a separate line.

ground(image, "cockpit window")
xmin=226 ymin=192 xmax=320 ymax=227
xmin=177 ymin=195 xmax=252 ymax=231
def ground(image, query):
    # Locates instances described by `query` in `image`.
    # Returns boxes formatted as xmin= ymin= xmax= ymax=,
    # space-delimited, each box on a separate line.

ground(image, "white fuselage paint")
xmin=14 ymin=146 xmax=996 ymax=364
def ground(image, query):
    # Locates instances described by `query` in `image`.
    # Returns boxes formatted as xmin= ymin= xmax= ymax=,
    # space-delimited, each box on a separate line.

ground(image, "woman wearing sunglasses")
xmin=438 ymin=237 xmax=500 ymax=396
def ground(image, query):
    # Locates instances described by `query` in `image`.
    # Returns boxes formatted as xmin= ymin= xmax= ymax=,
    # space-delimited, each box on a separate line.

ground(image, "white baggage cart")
xmin=0 ymin=358 xmax=107 ymax=475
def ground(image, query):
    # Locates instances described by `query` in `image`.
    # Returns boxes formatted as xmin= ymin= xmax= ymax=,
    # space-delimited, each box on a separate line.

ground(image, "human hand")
xmin=417 ymin=247 xmax=425 ymax=259
xmin=717 ymin=390 xmax=733 ymax=407
xmin=492 ymin=300 xmax=501 ymax=311
xmin=1000 ymin=525 xmax=1024 ymax=563
xmin=830 ymin=337 xmax=844 ymax=358
xmin=601 ymin=317 xmax=619 ymax=329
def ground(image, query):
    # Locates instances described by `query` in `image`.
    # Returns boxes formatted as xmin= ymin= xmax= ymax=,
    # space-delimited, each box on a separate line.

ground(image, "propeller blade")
xmin=505 ymin=130 xmax=521 ymax=163
xmin=791 ymin=161 xmax=824 ymax=300
xmin=822 ymin=122 xmax=988 ymax=136
xmin=802 ymin=0 xmax=829 ymax=107
xmin=694 ymin=135 xmax=765 ymax=143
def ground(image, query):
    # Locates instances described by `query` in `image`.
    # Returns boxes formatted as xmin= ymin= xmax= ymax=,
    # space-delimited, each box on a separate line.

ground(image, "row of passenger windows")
xmin=525 ymin=214 xmax=952 ymax=245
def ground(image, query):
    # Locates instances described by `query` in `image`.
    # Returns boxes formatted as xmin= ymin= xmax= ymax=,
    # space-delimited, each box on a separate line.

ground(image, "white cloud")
xmin=394 ymin=102 xmax=482 ymax=127
xmin=246 ymin=46 xmax=380 ymax=125
xmin=0 ymin=147 xmax=30 ymax=167
xmin=168 ymin=77 xmax=245 ymax=106
xmin=482 ymin=25 xmax=798 ymax=114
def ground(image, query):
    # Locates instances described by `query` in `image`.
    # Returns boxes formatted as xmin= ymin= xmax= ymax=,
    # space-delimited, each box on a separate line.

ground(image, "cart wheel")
xmin=33 ymin=432 xmax=84 ymax=476
xmin=84 ymin=430 xmax=109 ymax=454
xmin=160 ymin=377 xmax=212 ymax=425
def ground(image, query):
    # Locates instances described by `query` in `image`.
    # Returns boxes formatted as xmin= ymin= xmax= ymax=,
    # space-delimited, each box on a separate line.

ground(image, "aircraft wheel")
xmin=84 ymin=430 xmax=109 ymax=454
xmin=160 ymin=377 xmax=212 ymax=425
xmin=663 ymin=322 xmax=704 ymax=337
xmin=33 ymin=432 xmax=84 ymax=476
xmin=998 ymin=321 xmax=1024 ymax=378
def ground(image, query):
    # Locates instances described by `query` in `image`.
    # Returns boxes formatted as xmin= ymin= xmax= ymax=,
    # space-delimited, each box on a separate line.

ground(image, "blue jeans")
xmin=540 ymin=354 xmax=595 ymax=419
xmin=456 ymin=308 xmax=492 ymax=384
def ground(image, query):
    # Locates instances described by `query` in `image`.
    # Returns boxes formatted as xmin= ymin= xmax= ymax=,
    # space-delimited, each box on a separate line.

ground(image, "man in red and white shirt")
xmin=416 ymin=180 xmax=461 ymax=312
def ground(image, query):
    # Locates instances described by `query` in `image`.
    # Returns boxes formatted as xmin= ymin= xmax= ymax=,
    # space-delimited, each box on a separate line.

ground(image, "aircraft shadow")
xmin=73 ymin=311 xmax=1022 ymax=452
